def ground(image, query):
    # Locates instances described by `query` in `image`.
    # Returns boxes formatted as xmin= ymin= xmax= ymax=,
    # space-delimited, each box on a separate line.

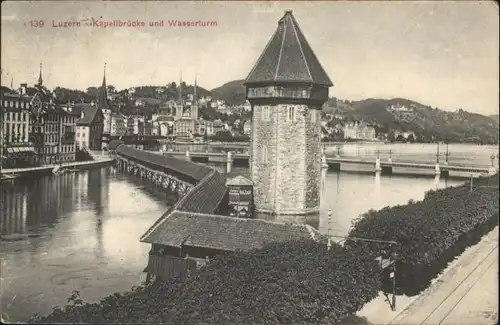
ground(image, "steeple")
xmin=176 ymin=71 xmax=184 ymax=119
xmin=38 ymin=62 xmax=43 ymax=87
xmin=194 ymin=73 xmax=197 ymax=103
xmin=179 ymin=71 xmax=184 ymax=107
xmin=191 ymin=73 xmax=198 ymax=120
xmin=97 ymin=63 xmax=110 ymax=110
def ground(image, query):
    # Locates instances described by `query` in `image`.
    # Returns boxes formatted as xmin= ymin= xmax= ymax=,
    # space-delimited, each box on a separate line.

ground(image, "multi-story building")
xmin=110 ymin=113 xmax=127 ymax=136
xmin=1 ymin=93 xmax=36 ymax=167
xmin=213 ymin=119 xmax=225 ymax=134
xmin=245 ymin=10 xmax=332 ymax=215
xmin=153 ymin=116 xmax=174 ymax=136
xmin=75 ymin=103 xmax=104 ymax=150
xmin=126 ymin=115 xmax=145 ymax=135
xmin=343 ymin=122 xmax=376 ymax=140
xmin=173 ymin=117 xmax=196 ymax=138
xmin=58 ymin=110 xmax=77 ymax=162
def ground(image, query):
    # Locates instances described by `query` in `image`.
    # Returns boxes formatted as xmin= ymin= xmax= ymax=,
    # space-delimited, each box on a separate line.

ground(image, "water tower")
xmin=244 ymin=10 xmax=333 ymax=215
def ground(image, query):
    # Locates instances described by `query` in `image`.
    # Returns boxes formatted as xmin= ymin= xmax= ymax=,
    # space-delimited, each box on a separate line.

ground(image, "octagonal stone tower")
xmin=245 ymin=10 xmax=333 ymax=215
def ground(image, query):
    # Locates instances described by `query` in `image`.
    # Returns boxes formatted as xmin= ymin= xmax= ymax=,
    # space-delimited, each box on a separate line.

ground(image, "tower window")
xmin=262 ymin=146 xmax=268 ymax=163
xmin=311 ymin=110 xmax=316 ymax=123
xmin=262 ymin=106 xmax=270 ymax=121
xmin=287 ymin=106 xmax=295 ymax=121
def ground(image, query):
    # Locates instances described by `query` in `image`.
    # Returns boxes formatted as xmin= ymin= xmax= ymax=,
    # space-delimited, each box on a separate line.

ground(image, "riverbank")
xmin=358 ymin=225 xmax=498 ymax=325
xmin=1 ymin=158 xmax=115 ymax=180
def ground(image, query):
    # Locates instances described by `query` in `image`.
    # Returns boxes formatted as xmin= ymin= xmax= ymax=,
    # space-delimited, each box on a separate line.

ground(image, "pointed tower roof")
xmin=245 ymin=10 xmax=332 ymax=87
xmin=38 ymin=62 xmax=43 ymax=86
xmin=97 ymin=63 xmax=111 ymax=110
xmin=178 ymin=71 xmax=184 ymax=106
xmin=194 ymin=73 xmax=197 ymax=103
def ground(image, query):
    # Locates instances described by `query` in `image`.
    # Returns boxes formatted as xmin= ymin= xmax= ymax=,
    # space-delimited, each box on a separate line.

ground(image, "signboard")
xmin=227 ymin=185 xmax=253 ymax=218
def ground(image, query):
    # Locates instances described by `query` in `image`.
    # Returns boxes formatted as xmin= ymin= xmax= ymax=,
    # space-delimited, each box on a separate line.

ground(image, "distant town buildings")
xmin=110 ymin=113 xmax=127 ymax=136
xmin=343 ymin=122 xmax=377 ymax=141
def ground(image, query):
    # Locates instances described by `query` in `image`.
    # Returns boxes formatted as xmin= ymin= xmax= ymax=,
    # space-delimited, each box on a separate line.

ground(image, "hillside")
xmin=489 ymin=114 xmax=499 ymax=124
xmin=210 ymin=79 xmax=246 ymax=105
xmin=324 ymin=97 xmax=499 ymax=144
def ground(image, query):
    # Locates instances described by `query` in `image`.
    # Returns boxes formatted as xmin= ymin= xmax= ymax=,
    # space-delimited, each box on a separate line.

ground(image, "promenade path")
xmin=359 ymin=226 xmax=498 ymax=325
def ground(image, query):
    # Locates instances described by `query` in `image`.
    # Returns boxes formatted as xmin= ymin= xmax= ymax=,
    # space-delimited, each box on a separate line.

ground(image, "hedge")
xmin=347 ymin=173 xmax=499 ymax=296
xmin=30 ymin=240 xmax=380 ymax=324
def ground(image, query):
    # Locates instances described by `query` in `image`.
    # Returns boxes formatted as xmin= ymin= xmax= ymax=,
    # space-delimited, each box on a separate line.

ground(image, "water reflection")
xmin=0 ymin=168 xmax=169 ymax=322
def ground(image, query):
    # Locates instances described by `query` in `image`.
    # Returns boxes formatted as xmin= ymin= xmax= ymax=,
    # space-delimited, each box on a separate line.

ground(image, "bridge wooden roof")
xmin=177 ymin=170 xmax=228 ymax=214
xmin=140 ymin=210 xmax=319 ymax=251
xmin=245 ymin=10 xmax=333 ymax=87
xmin=116 ymin=145 xmax=213 ymax=183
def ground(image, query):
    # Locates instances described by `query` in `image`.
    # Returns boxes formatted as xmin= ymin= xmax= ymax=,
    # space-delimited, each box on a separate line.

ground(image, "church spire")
xmin=97 ymin=63 xmax=109 ymax=110
xmin=38 ymin=62 xmax=43 ymax=86
xmin=179 ymin=71 xmax=184 ymax=107
xmin=194 ymin=73 xmax=197 ymax=104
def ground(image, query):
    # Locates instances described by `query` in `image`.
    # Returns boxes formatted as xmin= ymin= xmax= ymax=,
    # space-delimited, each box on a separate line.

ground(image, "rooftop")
xmin=245 ymin=10 xmax=333 ymax=86
xmin=115 ymin=145 xmax=213 ymax=183
xmin=140 ymin=210 xmax=319 ymax=251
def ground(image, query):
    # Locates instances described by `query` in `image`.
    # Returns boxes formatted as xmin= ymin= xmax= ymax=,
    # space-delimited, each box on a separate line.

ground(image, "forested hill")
xmin=210 ymin=79 xmax=246 ymax=105
xmin=322 ymin=97 xmax=499 ymax=144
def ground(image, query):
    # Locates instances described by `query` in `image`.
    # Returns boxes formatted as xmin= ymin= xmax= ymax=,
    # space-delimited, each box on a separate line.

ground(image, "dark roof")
xmin=177 ymin=170 xmax=228 ymax=213
xmin=108 ymin=140 xmax=124 ymax=150
xmin=76 ymin=104 xmax=101 ymax=125
xmin=140 ymin=210 xmax=319 ymax=251
xmin=97 ymin=70 xmax=112 ymax=111
xmin=226 ymin=175 xmax=253 ymax=186
xmin=115 ymin=145 xmax=213 ymax=182
xmin=245 ymin=10 xmax=333 ymax=87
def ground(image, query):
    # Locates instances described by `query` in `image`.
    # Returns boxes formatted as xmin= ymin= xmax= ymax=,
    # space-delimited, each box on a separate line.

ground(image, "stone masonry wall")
xmin=251 ymin=104 xmax=278 ymax=213
xmin=251 ymin=103 xmax=321 ymax=214
xmin=305 ymin=107 xmax=322 ymax=211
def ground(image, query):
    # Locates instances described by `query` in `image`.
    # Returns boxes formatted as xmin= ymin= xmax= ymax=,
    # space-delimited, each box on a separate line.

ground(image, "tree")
xmin=86 ymin=87 xmax=99 ymax=99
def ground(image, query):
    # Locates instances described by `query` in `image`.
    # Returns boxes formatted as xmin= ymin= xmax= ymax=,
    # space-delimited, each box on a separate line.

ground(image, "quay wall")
xmin=1 ymin=158 xmax=115 ymax=179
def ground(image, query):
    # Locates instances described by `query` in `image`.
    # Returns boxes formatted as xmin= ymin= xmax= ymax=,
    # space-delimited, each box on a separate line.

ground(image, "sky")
xmin=1 ymin=1 xmax=498 ymax=115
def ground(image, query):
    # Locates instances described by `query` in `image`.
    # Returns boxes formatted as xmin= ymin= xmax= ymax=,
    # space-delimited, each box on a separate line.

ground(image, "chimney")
xmin=81 ymin=110 xmax=85 ymax=119
xmin=20 ymin=83 xmax=27 ymax=95
xmin=91 ymin=101 xmax=95 ymax=106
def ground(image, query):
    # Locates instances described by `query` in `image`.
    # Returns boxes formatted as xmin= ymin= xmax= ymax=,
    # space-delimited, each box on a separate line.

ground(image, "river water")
xmin=0 ymin=144 xmax=497 ymax=322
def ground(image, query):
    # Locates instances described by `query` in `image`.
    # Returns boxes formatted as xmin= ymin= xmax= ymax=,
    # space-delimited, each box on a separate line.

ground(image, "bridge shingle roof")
xmin=140 ymin=210 xmax=319 ymax=251
xmin=177 ymin=170 xmax=228 ymax=214
xmin=115 ymin=145 xmax=213 ymax=182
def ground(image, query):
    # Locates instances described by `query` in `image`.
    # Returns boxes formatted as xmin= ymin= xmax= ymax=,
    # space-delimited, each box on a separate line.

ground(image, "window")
xmin=262 ymin=106 xmax=270 ymax=121
xmin=287 ymin=106 xmax=295 ymax=121
xmin=262 ymin=146 xmax=268 ymax=163
xmin=311 ymin=110 xmax=316 ymax=123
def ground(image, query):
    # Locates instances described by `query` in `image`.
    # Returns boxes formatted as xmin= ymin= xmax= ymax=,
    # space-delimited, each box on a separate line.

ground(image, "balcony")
xmin=247 ymin=85 xmax=329 ymax=104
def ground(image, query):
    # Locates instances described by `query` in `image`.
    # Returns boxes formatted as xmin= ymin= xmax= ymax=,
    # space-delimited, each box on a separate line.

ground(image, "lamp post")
xmin=444 ymin=143 xmax=450 ymax=165
xmin=436 ymin=142 xmax=440 ymax=164
xmin=490 ymin=154 xmax=495 ymax=167
xmin=328 ymin=234 xmax=398 ymax=311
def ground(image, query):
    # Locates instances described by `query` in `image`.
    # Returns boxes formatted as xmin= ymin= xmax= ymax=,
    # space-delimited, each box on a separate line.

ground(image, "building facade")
xmin=245 ymin=10 xmax=332 ymax=215
xmin=344 ymin=122 xmax=376 ymax=140
xmin=75 ymin=104 xmax=104 ymax=150
xmin=1 ymin=93 xmax=36 ymax=167
xmin=110 ymin=113 xmax=127 ymax=136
